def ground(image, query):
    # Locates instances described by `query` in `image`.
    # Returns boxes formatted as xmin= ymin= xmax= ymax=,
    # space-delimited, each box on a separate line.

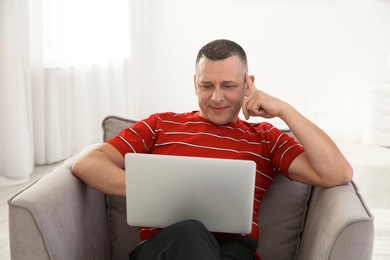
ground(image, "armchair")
xmin=8 ymin=115 xmax=375 ymax=259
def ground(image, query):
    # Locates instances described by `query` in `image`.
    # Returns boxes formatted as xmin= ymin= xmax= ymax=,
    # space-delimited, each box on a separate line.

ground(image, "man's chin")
xmin=208 ymin=115 xmax=236 ymax=126
xmin=199 ymin=110 xmax=238 ymax=125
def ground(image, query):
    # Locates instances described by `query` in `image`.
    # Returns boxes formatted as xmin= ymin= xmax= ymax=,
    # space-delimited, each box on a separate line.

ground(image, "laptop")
xmin=125 ymin=153 xmax=256 ymax=234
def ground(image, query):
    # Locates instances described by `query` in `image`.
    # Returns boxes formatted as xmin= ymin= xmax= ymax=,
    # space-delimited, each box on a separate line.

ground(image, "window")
xmin=43 ymin=0 xmax=130 ymax=66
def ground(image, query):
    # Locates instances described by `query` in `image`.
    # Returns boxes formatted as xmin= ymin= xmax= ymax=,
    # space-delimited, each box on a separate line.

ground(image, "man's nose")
xmin=211 ymin=87 xmax=224 ymax=102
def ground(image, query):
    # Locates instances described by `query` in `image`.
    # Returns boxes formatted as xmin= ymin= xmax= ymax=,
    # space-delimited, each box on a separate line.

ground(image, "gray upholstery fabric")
xmin=102 ymin=115 xmax=141 ymax=259
xmin=8 ymin=206 xmax=50 ymax=260
xmin=7 ymin=115 xmax=375 ymax=260
xmin=297 ymin=182 xmax=375 ymax=260
xmin=8 ymin=146 xmax=111 ymax=260
xmin=258 ymin=175 xmax=311 ymax=259
xmin=106 ymin=195 xmax=140 ymax=260
xmin=102 ymin=115 xmax=138 ymax=142
xmin=329 ymin=221 xmax=375 ymax=260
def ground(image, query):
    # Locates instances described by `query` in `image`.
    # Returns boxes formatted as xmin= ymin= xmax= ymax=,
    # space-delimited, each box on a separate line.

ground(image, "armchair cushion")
xmin=101 ymin=115 xmax=312 ymax=260
xmin=102 ymin=116 xmax=140 ymax=259
xmin=258 ymin=174 xmax=311 ymax=259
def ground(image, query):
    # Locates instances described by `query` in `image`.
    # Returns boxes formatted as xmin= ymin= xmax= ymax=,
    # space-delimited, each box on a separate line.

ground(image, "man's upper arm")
xmin=287 ymin=152 xmax=323 ymax=186
xmin=97 ymin=142 xmax=125 ymax=169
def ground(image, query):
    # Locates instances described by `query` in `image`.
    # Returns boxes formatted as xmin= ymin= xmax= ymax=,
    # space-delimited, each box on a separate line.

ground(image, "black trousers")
xmin=129 ymin=219 xmax=257 ymax=260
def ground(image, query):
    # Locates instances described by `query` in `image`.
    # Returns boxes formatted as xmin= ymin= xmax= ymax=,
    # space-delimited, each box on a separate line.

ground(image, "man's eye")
xmin=201 ymin=85 xmax=212 ymax=89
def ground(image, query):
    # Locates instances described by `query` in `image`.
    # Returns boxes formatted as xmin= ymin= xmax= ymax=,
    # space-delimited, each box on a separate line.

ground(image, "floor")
xmin=1 ymin=141 xmax=390 ymax=259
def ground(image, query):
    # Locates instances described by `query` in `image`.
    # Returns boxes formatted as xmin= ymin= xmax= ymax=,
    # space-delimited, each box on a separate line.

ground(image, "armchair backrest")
xmin=101 ymin=115 xmax=312 ymax=260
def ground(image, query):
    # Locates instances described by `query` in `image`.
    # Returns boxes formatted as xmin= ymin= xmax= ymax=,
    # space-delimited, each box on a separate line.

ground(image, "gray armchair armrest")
xmin=8 ymin=144 xmax=111 ymax=260
xmin=297 ymin=181 xmax=374 ymax=260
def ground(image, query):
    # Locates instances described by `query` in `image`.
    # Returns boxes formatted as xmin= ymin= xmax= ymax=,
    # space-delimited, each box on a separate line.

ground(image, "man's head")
xmin=194 ymin=39 xmax=253 ymax=125
xmin=195 ymin=39 xmax=248 ymax=73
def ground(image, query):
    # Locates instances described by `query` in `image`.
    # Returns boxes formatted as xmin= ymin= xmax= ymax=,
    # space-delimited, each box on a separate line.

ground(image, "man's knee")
xmin=166 ymin=219 xmax=213 ymax=241
xmin=171 ymin=219 xmax=207 ymax=231
xmin=141 ymin=219 xmax=219 ymax=260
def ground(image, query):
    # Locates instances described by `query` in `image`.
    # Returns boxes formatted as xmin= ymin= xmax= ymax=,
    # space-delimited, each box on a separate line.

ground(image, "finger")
xmin=245 ymin=99 xmax=261 ymax=119
xmin=245 ymin=72 xmax=257 ymax=94
xmin=242 ymin=93 xmax=259 ymax=120
xmin=242 ymin=98 xmax=250 ymax=120
xmin=243 ymin=93 xmax=256 ymax=120
xmin=242 ymin=103 xmax=249 ymax=120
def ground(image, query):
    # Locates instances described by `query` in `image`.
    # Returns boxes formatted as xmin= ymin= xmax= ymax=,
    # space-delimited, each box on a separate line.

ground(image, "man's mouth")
xmin=211 ymin=106 xmax=227 ymax=113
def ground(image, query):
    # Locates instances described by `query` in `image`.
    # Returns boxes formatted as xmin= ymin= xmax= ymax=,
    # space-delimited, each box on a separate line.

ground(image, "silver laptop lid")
xmin=125 ymin=153 xmax=256 ymax=234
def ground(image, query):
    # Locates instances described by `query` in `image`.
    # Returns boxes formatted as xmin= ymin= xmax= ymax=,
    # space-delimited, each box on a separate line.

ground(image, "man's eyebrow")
xmin=222 ymin=81 xmax=237 ymax=84
xmin=199 ymin=80 xmax=212 ymax=84
xmin=199 ymin=80 xmax=238 ymax=84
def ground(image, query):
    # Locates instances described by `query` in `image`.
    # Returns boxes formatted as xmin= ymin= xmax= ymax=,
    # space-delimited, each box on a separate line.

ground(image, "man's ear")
xmin=194 ymin=74 xmax=198 ymax=95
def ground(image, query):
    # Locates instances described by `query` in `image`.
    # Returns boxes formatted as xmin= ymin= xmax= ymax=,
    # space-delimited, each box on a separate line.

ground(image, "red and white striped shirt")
xmin=107 ymin=111 xmax=304 ymax=244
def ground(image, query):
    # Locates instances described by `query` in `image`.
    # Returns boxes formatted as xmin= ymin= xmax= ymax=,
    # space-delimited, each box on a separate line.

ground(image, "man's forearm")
xmin=280 ymin=103 xmax=353 ymax=185
xmin=71 ymin=146 xmax=126 ymax=196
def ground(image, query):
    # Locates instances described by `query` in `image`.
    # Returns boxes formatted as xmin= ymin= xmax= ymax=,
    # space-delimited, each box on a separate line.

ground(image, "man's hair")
xmin=195 ymin=39 xmax=248 ymax=72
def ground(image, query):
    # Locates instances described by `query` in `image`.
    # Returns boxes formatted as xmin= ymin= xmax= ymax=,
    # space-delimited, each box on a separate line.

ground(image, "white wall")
xmin=133 ymin=0 xmax=390 ymax=141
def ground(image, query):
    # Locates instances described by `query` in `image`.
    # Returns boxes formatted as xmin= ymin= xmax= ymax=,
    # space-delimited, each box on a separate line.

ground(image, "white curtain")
xmin=0 ymin=0 xmax=34 ymax=185
xmin=0 ymin=0 xmax=143 ymax=186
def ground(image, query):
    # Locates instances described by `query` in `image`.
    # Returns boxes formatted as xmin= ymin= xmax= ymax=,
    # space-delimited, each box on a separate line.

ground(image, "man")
xmin=72 ymin=39 xmax=352 ymax=259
